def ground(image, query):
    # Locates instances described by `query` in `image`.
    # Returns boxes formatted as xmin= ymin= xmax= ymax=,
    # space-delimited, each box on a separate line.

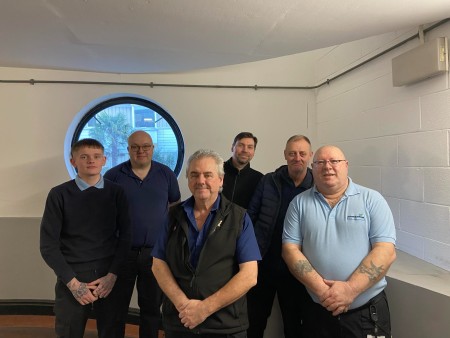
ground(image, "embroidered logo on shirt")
xmin=347 ymin=214 xmax=365 ymax=220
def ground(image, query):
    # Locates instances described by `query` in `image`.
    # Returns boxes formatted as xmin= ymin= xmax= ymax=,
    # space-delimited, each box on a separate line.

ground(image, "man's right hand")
xmin=66 ymin=277 xmax=98 ymax=305
xmin=179 ymin=299 xmax=209 ymax=329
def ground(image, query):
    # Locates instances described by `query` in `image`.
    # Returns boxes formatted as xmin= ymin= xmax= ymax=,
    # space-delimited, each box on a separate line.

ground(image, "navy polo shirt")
xmin=104 ymin=160 xmax=180 ymax=248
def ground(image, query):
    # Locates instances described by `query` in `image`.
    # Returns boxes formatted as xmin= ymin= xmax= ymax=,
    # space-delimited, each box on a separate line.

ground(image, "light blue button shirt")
xmin=75 ymin=175 xmax=105 ymax=191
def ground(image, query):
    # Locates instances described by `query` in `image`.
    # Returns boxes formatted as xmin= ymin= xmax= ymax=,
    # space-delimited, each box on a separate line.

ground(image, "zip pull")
xmin=210 ymin=220 xmax=223 ymax=235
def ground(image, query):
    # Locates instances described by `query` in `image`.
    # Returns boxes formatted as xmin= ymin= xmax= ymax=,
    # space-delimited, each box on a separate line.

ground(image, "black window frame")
xmin=72 ymin=96 xmax=184 ymax=176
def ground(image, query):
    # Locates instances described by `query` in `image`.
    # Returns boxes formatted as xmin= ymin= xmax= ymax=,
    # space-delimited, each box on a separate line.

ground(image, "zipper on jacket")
xmin=193 ymin=217 xmax=224 ymax=278
xmin=230 ymin=171 xmax=240 ymax=203
xmin=190 ymin=273 xmax=195 ymax=288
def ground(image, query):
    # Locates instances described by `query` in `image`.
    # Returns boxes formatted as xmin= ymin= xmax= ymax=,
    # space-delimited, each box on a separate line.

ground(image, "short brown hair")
xmin=71 ymin=138 xmax=104 ymax=157
xmin=232 ymin=132 xmax=258 ymax=147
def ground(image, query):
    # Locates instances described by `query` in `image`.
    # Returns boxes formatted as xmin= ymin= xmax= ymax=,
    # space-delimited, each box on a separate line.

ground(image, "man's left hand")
xmin=87 ymin=272 xmax=117 ymax=299
xmin=178 ymin=299 xmax=209 ymax=329
xmin=320 ymin=279 xmax=356 ymax=316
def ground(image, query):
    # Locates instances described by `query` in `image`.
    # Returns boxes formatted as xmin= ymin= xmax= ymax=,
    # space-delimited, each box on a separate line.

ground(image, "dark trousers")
xmin=54 ymin=268 xmax=121 ymax=338
xmin=303 ymin=291 xmax=391 ymax=338
xmin=247 ymin=258 xmax=310 ymax=338
xmin=165 ymin=330 xmax=247 ymax=338
xmin=116 ymin=247 xmax=162 ymax=338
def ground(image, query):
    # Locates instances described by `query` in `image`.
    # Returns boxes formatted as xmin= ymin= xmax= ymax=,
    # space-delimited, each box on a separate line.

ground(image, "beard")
xmin=236 ymin=155 xmax=250 ymax=166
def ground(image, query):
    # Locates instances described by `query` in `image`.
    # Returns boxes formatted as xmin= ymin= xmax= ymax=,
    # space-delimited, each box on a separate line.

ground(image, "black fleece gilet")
xmin=162 ymin=195 xmax=249 ymax=334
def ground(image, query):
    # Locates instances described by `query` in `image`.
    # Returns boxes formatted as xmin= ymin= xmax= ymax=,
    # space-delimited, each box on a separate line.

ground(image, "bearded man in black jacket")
xmin=222 ymin=132 xmax=263 ymax=209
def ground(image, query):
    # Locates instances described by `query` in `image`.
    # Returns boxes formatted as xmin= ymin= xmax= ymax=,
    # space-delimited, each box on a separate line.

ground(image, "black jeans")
xmin=54 ymin=268 xmax=121 ymax=338
xmin=247 ymin=258 xmax=310 ymax=338
xmin=302 ymin=291 xmax=391 ymax=338
xmin=115 ymin=247 xmax=162 ymax=338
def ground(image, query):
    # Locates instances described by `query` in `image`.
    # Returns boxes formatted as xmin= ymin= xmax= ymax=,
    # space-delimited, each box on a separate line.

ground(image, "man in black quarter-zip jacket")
xmin=223 ymin=132 xmax=263 ymax=209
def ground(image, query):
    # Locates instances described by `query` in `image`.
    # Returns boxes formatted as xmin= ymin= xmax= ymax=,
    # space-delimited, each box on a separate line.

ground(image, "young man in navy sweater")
xmin=40 ymin=138 xmax=131 ymax=338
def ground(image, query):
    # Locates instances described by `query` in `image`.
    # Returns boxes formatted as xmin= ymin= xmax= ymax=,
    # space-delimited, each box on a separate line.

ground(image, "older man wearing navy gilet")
xmin=104 ymin=130 xmax=181 ymax=338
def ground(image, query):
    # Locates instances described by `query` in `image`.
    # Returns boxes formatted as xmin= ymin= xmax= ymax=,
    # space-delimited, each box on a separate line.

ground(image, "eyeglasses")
xmin=312 ymin=159 xmax=347 ymax=167
xmin=129 ymin=145 xmax=154 ymax=152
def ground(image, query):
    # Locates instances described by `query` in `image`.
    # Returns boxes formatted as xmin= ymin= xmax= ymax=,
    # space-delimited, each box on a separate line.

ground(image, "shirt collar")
xmin=75 ymin=175 xmax=105 ymax=191
xmin=182 ymin=194 xmax=221 ymax=212
xmin=313 ymin=177 xmax=358 ymax=196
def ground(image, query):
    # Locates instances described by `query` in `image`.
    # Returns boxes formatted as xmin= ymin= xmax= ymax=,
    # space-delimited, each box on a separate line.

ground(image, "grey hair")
xmin=185 ymin=149 xmax=225 ymax=178
xmin=285 ymin=134 xmax=311 ymax=147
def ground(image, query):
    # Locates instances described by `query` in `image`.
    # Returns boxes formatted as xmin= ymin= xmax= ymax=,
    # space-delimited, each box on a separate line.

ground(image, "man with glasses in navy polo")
xmin=105 ymin=130 xmax=181 ymax=338
xmin=282 ymin=145 xmax=396 ymax=338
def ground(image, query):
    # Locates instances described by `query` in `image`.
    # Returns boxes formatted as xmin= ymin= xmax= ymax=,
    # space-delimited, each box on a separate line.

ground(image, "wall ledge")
xmin=387 ymin=250 xmax=450 ymax=297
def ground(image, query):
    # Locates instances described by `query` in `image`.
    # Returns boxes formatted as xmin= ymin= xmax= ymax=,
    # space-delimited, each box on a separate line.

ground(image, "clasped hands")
xmin=177 ymin=299 xmax=209 ymax=330
xmin=66 ymin=273 xmax=117 ymax=305
xmin=319 ymin=279 xmax=356 ymax=316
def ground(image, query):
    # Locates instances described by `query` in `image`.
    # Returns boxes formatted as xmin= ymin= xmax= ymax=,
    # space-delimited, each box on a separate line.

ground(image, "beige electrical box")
xmin=392 ymin=37 xmax=448 ymax=86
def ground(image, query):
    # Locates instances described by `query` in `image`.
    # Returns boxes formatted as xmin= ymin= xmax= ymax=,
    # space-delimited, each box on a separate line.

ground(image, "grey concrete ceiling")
xmin=1 ymin=0 xmax=449 ymax=73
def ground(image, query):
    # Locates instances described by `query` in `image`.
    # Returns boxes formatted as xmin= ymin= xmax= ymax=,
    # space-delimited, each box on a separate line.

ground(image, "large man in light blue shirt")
xmin=282 ymin=145 xmax=396 ymax=338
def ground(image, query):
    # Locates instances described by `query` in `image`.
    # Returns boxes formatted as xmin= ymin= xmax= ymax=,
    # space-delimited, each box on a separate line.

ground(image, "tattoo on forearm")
xmin=71 ymin=282 xmax=88 ymax=299
xmin=358 ymin=261 xmax=383 ymax=282
xmin=293 ymin=260 xmax=313 ymax=277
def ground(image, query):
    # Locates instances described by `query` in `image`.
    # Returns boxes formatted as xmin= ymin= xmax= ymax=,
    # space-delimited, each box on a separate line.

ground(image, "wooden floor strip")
xmin=0 ymin=315 xmax=139 ymax=338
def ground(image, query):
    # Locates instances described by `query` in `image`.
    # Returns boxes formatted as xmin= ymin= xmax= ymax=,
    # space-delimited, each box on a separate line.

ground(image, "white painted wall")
xmin=314 ymin=21 xmax=450 ymax=272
